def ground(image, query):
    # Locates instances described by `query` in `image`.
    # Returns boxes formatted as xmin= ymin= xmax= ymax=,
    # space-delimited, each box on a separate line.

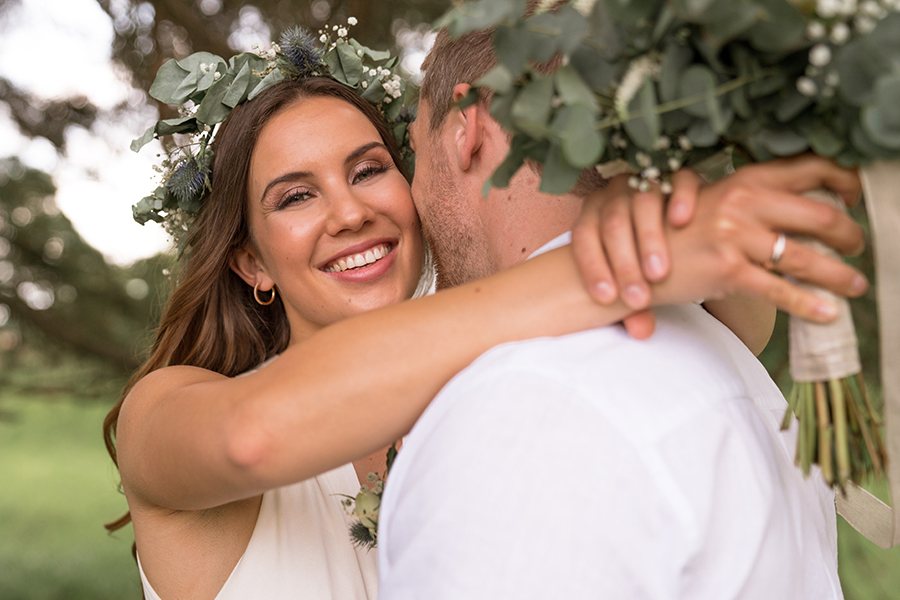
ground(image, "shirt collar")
xmin=528 ymin=232 xmax=571 ymax=260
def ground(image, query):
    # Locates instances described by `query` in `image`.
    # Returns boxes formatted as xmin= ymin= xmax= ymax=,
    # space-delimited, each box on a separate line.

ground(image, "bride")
xmin=104 ymin=33 xmax=865 ymax=600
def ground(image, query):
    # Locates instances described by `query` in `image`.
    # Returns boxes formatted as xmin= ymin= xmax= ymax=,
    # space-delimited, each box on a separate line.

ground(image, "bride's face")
xmin=241 ymin=96 xmax=424 ymax=342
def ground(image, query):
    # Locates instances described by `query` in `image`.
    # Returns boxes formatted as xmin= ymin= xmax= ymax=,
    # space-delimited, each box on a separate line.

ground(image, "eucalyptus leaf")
xmin=862 ymin=106 xmax=900 ymax=150
xmin=248 ymin=68 xmax=285 ymax=100
xmin=511 ymin=75 xmax=555 ymax=139
xmin=336 ymin=42 xmax=363 ymax=86
xmin=622 ymin=78 xmax=661 ymax=150
xmin=131 ymin=125 xmax=157 ymax=152
xmin=660 ymin=40 xmax=693 ymax=103
xmin=554 ymin=64 xmax=597 ymax=110
xmin=552 ymin=104 xmax=604 ymax=167
xmin=324 ymin=47 xmax=346 ymax=84
xmin=224 ymin=62 xmax=254 ymax=108
xmin=775 ymin=89 xmax=813 ymax=123
xmin=490 ymin=133 xmax=530 ymax=189
xmin=686 ymin=118 xmax=720 ymax=147
xmin=850 ymin=123 xmax=897 ymax=159
xmin=156 ymin=116 xmax=198 ymax=136
xmin=744 ymin=0 xmax=805 ymax=53
xmin=570 ymin=45 xmax=617 ymax=92
xmin=361 ymin=78 xmax=385 ymax=103
xmin=836 ymin=40 xmax=879 ymax=107
xmin=679 ymin=65 xmax=719 ymax=118
xmin=195 ymin=75 xmax=234 ymax=125
xmin=539 ymin=142 xmax=582 ymax=195
xmin=489 ymin=89 xmax=517 ymax=132
xmin=760 ymin=128 xmax=809 ymax=156
xmin=730 ymin=85 xmax=753 ymax=119
xmin=801 ymin=120 xmax=845 ymax=157
xmin=494 ymin=23 xmax=532 ymax=76
xmin=384 ymin=96 xmax=403 ymax=122
xmin=475 ymin=65 xmax=515 ymax=95
xmin=150 ymin=59 xmax=192 ymax=104
xmin=435 ymin=0 xmax=527 ymax=37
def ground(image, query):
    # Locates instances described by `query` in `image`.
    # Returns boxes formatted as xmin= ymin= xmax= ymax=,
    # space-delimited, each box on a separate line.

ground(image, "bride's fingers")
xmin=667 ymin=169 xmax=703 ymax=227
xmin=735 ymin=155 xmax=862 ymax=207
xmin=764 ymin=237 xmax=869 ymax=297
xmin=622 ymin=310 xmax=656 ymax=340
xmin=713 ymin=185 xmax=865 ymax=256
xmin=571 ymin=202 xmax=618 ymax=303
xmin=602 ymin=200 xmax=649 ymax=309
xmin=632 ymin=189 xmax=669 ymax=282
xmin=733 ymin=266 xmax=841 ymax=323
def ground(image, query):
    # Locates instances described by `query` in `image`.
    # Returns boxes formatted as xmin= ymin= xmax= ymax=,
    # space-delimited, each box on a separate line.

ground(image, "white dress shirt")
xmin=378 ymin=234 xmax=841 ymax=600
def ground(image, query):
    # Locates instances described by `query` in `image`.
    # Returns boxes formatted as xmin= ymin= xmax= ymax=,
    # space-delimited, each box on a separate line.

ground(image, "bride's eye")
xmin=277 ymin=188 xmax=313 ymax=209
xmin=353 ymin=161 xmax=389 ymax=184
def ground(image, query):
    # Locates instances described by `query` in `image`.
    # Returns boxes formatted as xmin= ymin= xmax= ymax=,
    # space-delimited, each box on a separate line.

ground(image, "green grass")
xmin=1 ymin=393 xmax=899 ymax=599
xmin=0 ymin=395 xmax=141 ymax=600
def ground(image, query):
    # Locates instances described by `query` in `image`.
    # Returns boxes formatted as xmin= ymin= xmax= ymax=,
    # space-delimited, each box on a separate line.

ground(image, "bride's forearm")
xmin=234 ymin=246 xmax=632 ymax=487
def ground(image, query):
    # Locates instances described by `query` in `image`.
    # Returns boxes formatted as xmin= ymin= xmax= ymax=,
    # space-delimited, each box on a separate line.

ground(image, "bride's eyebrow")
xmin=260 ymin=142 xmax=389 ymax=202
xmin=345 ymin=141 xmax=388 ymax=165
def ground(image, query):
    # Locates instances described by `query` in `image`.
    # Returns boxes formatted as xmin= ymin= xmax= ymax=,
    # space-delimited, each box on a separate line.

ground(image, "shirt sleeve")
xmin=378 ymin=368 xmax=690 ymax=600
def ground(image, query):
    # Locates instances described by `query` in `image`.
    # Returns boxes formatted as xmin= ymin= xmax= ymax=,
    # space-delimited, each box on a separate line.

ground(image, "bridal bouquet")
xmin=437 ymin=0 xmax=898 ymax=491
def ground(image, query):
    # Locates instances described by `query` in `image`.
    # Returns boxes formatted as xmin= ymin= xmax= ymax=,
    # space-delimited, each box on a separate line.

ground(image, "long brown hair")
xmin=103 ymin=77 xmax=409 ymax=533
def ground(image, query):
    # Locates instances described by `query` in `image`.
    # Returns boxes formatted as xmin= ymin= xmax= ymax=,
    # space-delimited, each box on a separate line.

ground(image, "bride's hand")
xmin=661 ymin=157 xmax=867 ymax=321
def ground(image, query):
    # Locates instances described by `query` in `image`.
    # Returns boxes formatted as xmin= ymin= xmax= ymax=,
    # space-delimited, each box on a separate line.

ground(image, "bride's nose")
xmin=325 ymin=187 xmax=377 ymax=236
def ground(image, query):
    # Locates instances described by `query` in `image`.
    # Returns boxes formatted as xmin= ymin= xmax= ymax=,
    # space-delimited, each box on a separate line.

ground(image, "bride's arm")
xmin=117 ymin=250 xmax=636 ymax=512
xmin=116 ymin=171 xmax=865 ymax=513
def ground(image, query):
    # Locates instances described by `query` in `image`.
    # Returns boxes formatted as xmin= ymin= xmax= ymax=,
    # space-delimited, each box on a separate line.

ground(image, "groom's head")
xmin=410 ymin=24 xmax=606 ymax=289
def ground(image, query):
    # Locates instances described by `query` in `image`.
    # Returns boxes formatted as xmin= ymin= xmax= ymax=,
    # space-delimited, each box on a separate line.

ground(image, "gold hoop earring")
xmin=253 ymin=282 xmax=276 ymax=306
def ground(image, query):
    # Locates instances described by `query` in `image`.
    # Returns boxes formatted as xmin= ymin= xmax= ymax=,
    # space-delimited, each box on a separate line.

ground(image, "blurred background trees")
xmin=0 ymin=0 xmax=882 ymax=403
xmin=0 ymin=0 xmax=446 ymax=390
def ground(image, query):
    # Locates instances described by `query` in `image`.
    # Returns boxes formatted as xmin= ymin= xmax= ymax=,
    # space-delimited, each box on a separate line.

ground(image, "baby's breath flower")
xmin=635 ymin=152 xmax=652 ymax=168
xmin=855 ymin=14 xmax=877 ymax=33
xmin=830 ymin=22 xmax=851 ymax=44
xmin=807 ymin=21 xmax=827 ymax=40
xmin=337 ymin=27 xmax=348 ymax=38
xmin=809 ymin=44 xmax=832 ymax=67
xmin=797 ymin=76 xmax=819 ymax=96
xmin=678 ymin=135 xmax=693 ymax=151
xmin=347 ymin=16 xmax=358 ymax=26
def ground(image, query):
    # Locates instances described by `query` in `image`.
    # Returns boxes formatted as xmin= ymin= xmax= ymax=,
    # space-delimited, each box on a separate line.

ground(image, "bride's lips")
xmin=320 ymin=239 xmax=397 ymax=281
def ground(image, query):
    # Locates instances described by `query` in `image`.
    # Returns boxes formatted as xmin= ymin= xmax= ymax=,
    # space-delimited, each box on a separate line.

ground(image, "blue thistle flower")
xmin=166 ymin=156 xmax=209 ymax=209
xmin=279 ymin=26 xmax=324 ymax=77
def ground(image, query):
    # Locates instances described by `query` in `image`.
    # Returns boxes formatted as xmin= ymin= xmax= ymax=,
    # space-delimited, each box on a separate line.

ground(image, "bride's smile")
xmin=236 ymin=96 xmax=424 ymax=342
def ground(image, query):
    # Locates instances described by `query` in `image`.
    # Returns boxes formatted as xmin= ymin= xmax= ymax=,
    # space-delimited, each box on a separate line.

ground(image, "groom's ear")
xmin=451 ymin=83 xmax=485 ymax=173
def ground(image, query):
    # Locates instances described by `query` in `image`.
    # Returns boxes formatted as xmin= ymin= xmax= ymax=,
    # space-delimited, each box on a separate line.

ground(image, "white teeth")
xmin=325 ymin=243 xmax=392 ymax=273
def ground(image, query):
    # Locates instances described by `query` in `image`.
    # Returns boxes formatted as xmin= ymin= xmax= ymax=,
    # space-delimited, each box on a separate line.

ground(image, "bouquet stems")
xmin=781 ymin=191 xmax=886 ymax=491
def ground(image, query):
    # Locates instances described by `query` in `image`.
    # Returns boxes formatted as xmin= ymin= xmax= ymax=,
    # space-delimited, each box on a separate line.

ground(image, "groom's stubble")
xmin=411 ymin=111 xmax=494 ymax=291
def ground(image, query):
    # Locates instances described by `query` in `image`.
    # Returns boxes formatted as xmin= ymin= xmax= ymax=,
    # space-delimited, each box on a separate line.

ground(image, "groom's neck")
xmin=481 ymin=168 xmax=583 ymax=273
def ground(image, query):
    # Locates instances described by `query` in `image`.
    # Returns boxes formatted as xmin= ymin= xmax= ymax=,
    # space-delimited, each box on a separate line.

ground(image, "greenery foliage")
xmin=439 ymin=0 xmax=900 ymax=194
xmin=131 ymin=22 xmax=413 ymax=229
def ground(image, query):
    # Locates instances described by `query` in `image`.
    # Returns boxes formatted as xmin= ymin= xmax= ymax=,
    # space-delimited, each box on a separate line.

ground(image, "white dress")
xmin=138 ymin=462 xmax=378 ymax=599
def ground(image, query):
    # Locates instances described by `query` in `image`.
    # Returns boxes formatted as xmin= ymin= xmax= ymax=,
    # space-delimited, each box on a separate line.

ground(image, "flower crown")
xmin=131 ymin=21 xmax=413 ymax=239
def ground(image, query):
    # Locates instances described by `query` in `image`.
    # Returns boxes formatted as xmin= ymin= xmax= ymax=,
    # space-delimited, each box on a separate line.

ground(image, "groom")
xmin=377 ymin=26 xmax=862 ymax=600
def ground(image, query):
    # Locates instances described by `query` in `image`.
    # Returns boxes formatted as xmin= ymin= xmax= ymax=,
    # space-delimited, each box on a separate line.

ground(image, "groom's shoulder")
xmin=455 ymin=304 xmax=748 ymax=394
